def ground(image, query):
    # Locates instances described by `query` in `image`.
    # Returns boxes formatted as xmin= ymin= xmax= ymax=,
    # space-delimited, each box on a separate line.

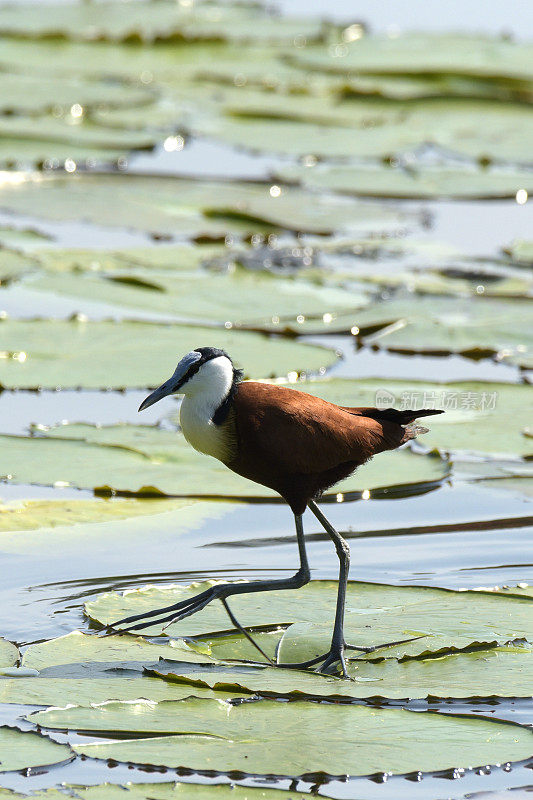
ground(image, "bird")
xmin=109 ymin=346 xmax=443 ymax=676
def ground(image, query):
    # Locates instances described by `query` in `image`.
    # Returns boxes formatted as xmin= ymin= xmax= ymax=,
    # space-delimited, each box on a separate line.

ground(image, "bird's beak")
xmin=138 ymin=377 xmax=176 ymax=412
xmin=138 ymin=351 xmax=202 ymax=412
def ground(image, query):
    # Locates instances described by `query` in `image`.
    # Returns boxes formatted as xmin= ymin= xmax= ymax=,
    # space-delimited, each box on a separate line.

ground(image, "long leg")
xmin=308 ymin=500 xmax=350 ymax=675
xmin=107 ymin=513 xmax=310 ymax=635
xmin=279 ymin=502 xmax=423 ymax=677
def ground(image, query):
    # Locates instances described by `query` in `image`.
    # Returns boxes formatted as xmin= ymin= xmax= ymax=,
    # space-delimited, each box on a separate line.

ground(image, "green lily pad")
xmin=279 ymin=163 xmax=533 ymax=200
xmin=46 ymin=697 xmax=533 ymax=776
xmin=504 ymin=240 xmax=533 ymax=266
xmin=0 ymin=318 xmax=336 ymax=390
xmin=202 ymin=630 xmax=286 ymax=663
xmin=290 ymin=33 xmax=533 ymax=83
xmin=149 ymin=644 xmax=533 ymax=700
xmin=85 ymin=579 xmax=533 ymax=653
xmin=0 ymin=785 xmax=317 ymax=800
xmin=0 ymin=677 xmax=232 ymax=708
xmin=1 ymin=420 xmax=447 ymax=496
xmin=0 ymin=225 xmax=51 ymax=251
xmin=0 ymin=250 xmax=37 ymax=285
xmin=0 ymin=2 xmax=326 ymax=44
xmin=0 ymin=785 xmax=320 ymax=800
xmin=0 ymin=497 xmax=208 ymax=532
xmin=0 ymin=726 xmax=73 ymax=772
xmin=32 ymin=266 xmax=369 ymax=328
xmin=273 ymin=377 xmax=532 ymax=458
xmin=22 ymin=631 xmax=212 ymax=671
xmin=0 ymin=72 xmax=154 ymax=115
xmin=0 ymin=174 xmax=410 ymax=238
xmin=37 ymin=244 xmax=226 ymax=273
xmin=0 ymin=116 xmax=155 ymax=167
xmin=195 ymin=93 xmax=533 ymax=162
xmin=0 ymin=639 xmax=18 ymax=670
xmin=355 ymin=294 xmax=532 ymax=366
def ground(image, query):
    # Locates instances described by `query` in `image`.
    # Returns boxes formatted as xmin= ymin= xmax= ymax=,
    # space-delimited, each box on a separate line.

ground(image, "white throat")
xmin=179 ymin=355 xmax=234 ymax=462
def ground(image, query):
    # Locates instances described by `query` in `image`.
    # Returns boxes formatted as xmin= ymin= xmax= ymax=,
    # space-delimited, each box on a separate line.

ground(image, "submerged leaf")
xmin=86 ymin=579 xmax=533 ymax=652
xmin=0 ymin=726 xmax=72 ymax=772
xmin=58 ymin=697 xmax=533 ymax=776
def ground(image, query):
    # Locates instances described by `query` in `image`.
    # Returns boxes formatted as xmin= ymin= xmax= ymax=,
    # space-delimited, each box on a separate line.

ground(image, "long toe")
xmin=316 ymin=648 xmax=348 ymax=678
xmin=108 ymin=586 xmax=218 ymax=629
xmin=344 ymin=634 xmax=425 ymax=658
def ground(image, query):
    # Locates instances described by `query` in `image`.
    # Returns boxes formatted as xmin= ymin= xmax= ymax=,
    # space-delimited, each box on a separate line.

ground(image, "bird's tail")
xmin=398 ymin=408 xmax=443 ymax=444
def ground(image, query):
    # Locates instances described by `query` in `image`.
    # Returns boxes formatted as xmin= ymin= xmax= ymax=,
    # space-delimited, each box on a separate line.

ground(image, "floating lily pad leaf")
xmin=0 ymin=73 xmax=154 ymax=115
xmin=0 ymin=318 xmax=336 ymax=390
xmin=37 ymin=244 xmax=227 ymax=274
xmin=284 ymin=377 xmax=532 ymax=458
xmin=0 ymin=639 xmax=18 ymax=670
xmin=196 ymin=94 xmax=533 ymax=162
xmin=0 ymin=116 xmax=155 ymax=167
xmin=476 ymin=476 xmax=533 ymax=500
xmin=0 ymin=497 xmax=206 ymax=532
xmin=0 ymin=726 xmax=73 ymax=772
xmin=22 ymin=631 xmax=212 ymax=671
xmin=343 ymin=265 xmax=533 ymax=299
xmin=289 ymin=33 xmax=533 ymax=83
xmin=279 ymin=618 xmax=533 ymax=667
xmin=202 ymin=630 xmax=286 ymax=663
xmin=280 ymin=163 xmax=533 ymax=200
xmin=0 ymin=250 xmax=38 ymax=285
xmin=0 ymin=225 xmax=51 ymax=251
xmin=64 ymin=697 xmax=533 ymax=776
xmin=0 ymin=174 xmax=410 ymax=238
xmin=150 ymin=644 xmax=533 ymax=700
xmin=0 ymin=784 xmax=317 ymax=800
xmin=504 ymin=240 xmax=533 ymax=267
xmin=2 ymin=420 xmax=446 ymax=497
xmin=33 ymin=267 xmax=368 ymax=327
xmin=86 ymin=579 xmax=533 ymax=650
xmin=358 ymin=294 xmax=532 ymax=366
xmin=0 ymin=2 xmax=326 ymax=44
xmin=0 ymin=677 xmax=232 ymax=708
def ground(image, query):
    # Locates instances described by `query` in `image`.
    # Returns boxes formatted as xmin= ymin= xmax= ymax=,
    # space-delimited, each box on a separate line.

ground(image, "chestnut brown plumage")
xmin=109 ymin=347 xmax=443 ymax=675
xmin=228 ymin=381 xmax=434 ymax=516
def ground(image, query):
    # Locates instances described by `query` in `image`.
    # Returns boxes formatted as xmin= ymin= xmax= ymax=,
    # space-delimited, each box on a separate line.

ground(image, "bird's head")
xmin=138 ymin=347 xmax=241 ymax=411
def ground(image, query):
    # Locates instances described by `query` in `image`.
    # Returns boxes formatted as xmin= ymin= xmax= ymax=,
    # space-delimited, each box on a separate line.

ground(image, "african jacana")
xmin=110 ymin=347 xmax=443 ymax=675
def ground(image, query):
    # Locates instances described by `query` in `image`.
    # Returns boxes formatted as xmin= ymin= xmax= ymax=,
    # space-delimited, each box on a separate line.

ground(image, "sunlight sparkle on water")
xmin=269 ymin=185 xmax=282 ymax=197
xmin=163 ymin=136 xmax=185 ymax=152
xmin=516 ymin=189 xmax=528 ymax=204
